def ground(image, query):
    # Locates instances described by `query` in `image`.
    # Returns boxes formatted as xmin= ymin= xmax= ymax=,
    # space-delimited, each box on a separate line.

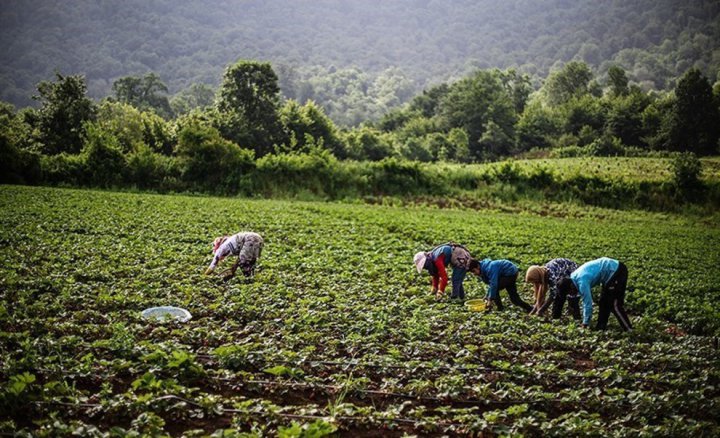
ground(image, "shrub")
xmin=550 ymin=145 xmax=590 ymax=158
xmin=254 ymin=148 xmax=341 ymax=197
xmin=126 ymin=145 xmax=182 ymax=191
xmin=40 ymin=153 xmax=86 ymax=186
xmin=175 ymin=122 xmax=255 ymax=194
xmin=343 ymin=127 xmax=395 ymax=161
xmin=587 ymin=134 xmax=625 ymax=156
xmin=366 ymin=158 xmax=442 ymax=195
xmin=0 ymin=141 xmax=41 ymax=184
xmin=81 ymin=123 xmax=126 ymax=187
xmin=671 ymin=152 xmax=702 ymax=196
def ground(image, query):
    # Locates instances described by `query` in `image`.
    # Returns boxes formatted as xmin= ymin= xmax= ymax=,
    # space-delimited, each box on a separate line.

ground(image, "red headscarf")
xmin=212 ymin=236 xmax=228 ymax=254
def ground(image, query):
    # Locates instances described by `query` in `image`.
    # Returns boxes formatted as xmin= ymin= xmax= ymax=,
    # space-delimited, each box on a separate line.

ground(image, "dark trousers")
xmin=451 ymin=268 xmax=467 ymax=299
xmin=552 ymin=293 xmax=581 ymax=320
xmin=596 ymin=263 xmax=632 ymax=331
xmin=491 ymin=274 xmax=533 ymax=312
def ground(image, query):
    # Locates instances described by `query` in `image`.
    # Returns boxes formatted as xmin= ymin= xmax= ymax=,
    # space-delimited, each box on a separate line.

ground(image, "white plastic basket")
xmin=141 ymin=306 xmax=192 ymax=322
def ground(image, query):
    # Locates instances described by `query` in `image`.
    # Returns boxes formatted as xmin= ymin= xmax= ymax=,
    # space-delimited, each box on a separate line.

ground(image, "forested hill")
xmin=1 ymin=0 xmax=719 ymax=114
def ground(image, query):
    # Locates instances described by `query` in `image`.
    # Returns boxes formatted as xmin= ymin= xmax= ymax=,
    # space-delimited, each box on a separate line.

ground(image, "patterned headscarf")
xmin=525 ymin=265 xmax=548 ymax=295
xmin=212 ymin=236 xmax=228 ymax=254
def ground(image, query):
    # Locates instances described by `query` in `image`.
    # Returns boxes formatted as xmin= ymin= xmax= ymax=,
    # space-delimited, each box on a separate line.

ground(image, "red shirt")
xmin=431 ymin=254 xmax=449 ymax=293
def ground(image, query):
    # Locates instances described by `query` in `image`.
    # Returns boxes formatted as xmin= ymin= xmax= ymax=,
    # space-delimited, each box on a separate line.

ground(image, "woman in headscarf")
xmin=525 ymin=258 xmax=580 ymax=320
xmin=414 ymin=242 xmax=477 ymax=301
xmin=205 ymin=231 xmax=264 ymax=280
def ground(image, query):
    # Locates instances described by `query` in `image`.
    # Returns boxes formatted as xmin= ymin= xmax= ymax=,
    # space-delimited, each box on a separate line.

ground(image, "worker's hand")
xmin=222 ymin=273 xmax=234 ymax=283
xmin=204 ymin=267 xmax=214 ymax=276
xmin=435 ymin=290 xmax=444 ymax=301
xmin=580 ymin=324 xmax=589 ymax=330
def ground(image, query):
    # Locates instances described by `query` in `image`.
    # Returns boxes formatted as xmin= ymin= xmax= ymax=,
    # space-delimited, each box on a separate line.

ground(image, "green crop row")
xmin=0 ymin=185 xmax=718 ymax=436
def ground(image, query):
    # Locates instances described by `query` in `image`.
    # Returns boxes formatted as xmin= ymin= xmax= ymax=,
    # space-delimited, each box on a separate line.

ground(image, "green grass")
xmin=433 ymin=156 xmax=720 ymax=184
xmin=1 ymin=185 xmax=718 ymax=436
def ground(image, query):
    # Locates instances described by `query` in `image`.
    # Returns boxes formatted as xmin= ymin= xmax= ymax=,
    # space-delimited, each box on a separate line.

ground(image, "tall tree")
xmin=667 ymin=68 xmax=720 ymax=155
xmin=112 ymin=73 xmax=173 ymax=119
xmin=0 ymin=102 xmax=40 ymax=183
xmin=607 ymin=65 xmax=629 ymax=97
xmin=439 ymin=69 xmax=516 ymax=160
xmin=604 ymin=87 xmax=651 ymax=148
xmin=500 ymin=69 xmax=532 ymax=114
xmin=543 ymin=61 xmax=594 ymax=106
xmin=31 ymin=72 xmax=96 ymax=155
xmin=215 ymin=60 xmax=282 ymax=156
xmin=408 ymin=83 xmax=450 ymax=118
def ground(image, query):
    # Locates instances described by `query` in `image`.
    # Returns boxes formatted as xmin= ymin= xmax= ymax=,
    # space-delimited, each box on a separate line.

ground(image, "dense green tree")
xmin=477 ymin=120 xmax=515 ymax=159
xmin=444 ymin=127 xmax=471 ymax=163
xmin=604 ymin=87 xmax=652 ymax=148
xmin=667 ymin=68 xmax=720 ymax=155
xmin=395 ymin=137 xmax=430 ymax=162
xmin=95 ymin=101 xmax=175 ymax=155
xmin=671 ymin=151 xmax=702 ymax=194
xmin=342 ymin=126 xmax=395 ymax=161
xmin=125 ymin=144 xmax=178 ymax=190
xmin=515 ymin=98 xmax=563 ymax=150
xmin=587 ymin=133 xmax=625 ymax=156
xmin=175 ymin=120 xmax=255 ymax=191
xmin=141 ymin=110 xmax=175 ymax=155
xmin=215 ymin=60 xmax=282 ymax=156
xmin=500 ymin=69 xmax=533 ymax=114
xmin=543 ymin=61 xmax=595 ymax=106
xmin=0 ymin=102 xmax=40 ymax=183
xmin=641 ymin=91 xmax=675 ymax=151
xmin=30 ymin=72 xmax=97 ymax=155
xmin=439 ymin=69 xmax=517 ymax=160
xmin=112 ymin=73 xmax=173 ymax=119
xmin=377 ymin=108 xmax=419 ymax=133
xmin=562 ymin=94 xmax=607 ymax=136
xmin=170 ymin=83 xmax=216 ymax=116
xmin=278 ymin=99 xmax=342 ymax=156
xmin=396 ymin=116 xmax=439 ymax=142
xmin=81 ymin=122 xmax=126 ymax=187
xmin=408 ymin=84 xmax=450 ymax=118
xmin=95 ymin=101 xmax=146 ymax=153
xmin=607 ymin=65 xmax=630 ymax=97
xmin=369 ymin=68 xmax=416 ymax=111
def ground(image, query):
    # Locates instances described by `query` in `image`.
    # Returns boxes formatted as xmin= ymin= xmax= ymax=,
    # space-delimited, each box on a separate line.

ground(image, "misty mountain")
xmin=1 ymin=0 xmax=718 ymax=116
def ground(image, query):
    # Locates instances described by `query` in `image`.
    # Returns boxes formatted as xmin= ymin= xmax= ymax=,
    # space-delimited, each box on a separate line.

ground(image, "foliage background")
xmin=1 ymin=0 xmax=719 ymax=123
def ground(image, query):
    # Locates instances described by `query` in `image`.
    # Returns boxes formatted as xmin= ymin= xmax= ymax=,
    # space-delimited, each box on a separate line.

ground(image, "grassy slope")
xmin=431 ymin=157 xmax=720 ymax=184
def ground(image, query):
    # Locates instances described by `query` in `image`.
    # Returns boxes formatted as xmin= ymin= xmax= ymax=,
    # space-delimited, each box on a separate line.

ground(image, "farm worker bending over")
xmin=556 ymin=257 xmax=632 ymax=331
xmin=204 ymin=232 xmax=264 ymax=279
xmin=525 ymin=258 xmax=581 ymax=320
xmin=414 ymin=243 xmax=477 ymax=300
xmin=478 ymin=258 xmax=533 ymax=313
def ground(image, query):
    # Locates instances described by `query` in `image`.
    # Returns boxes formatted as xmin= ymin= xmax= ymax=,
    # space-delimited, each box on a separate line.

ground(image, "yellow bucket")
xmin=464 ymin=299 xmax=487 ymax=312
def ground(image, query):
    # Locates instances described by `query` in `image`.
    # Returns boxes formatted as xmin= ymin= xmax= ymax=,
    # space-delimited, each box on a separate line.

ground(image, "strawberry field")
xmin=1 ymin=185 xmax=719 ymax=436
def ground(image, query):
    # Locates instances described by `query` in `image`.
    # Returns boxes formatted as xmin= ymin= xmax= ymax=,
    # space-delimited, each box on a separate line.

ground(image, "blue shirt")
xmin=479 ymin=259 xmax=518 ymax=299
xmin=430 ymin=245 xmax=453 ymax=266
xmin=570 ymin=257 xmax=620 ymax=325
